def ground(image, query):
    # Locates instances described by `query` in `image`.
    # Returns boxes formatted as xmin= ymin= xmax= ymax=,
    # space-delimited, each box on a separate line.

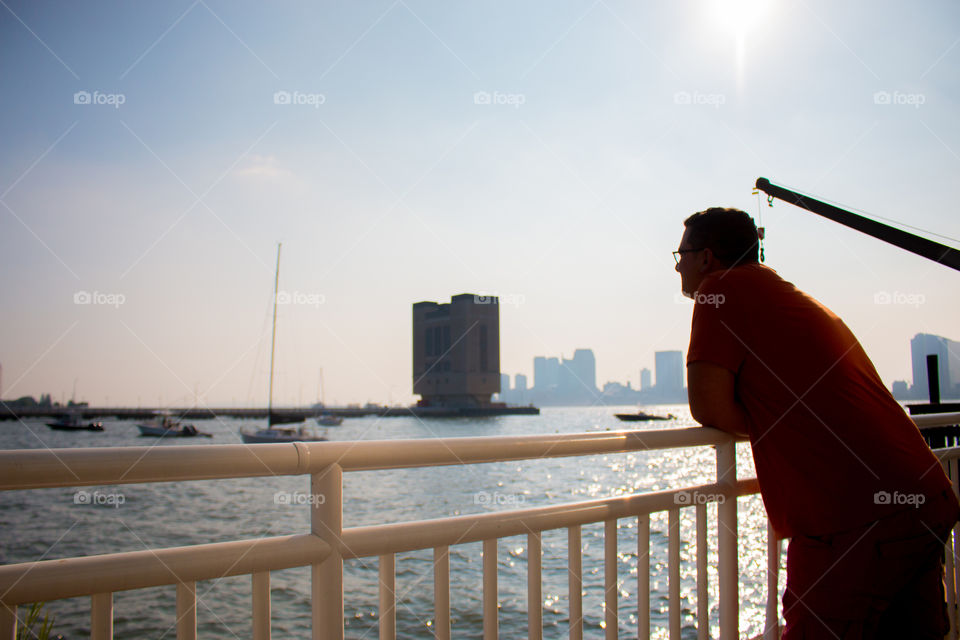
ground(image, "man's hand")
xmin=687 ymin=361 xmax=750 ymax=439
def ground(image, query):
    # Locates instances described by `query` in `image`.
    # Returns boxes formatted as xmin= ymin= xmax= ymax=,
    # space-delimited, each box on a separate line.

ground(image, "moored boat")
xmin=614 ymin=411 xmax=676 ymax=422
xmin=46 ymin=413 xmax=104 ymax=431
xmin=137 ymin=415 xmax=211 ymax=438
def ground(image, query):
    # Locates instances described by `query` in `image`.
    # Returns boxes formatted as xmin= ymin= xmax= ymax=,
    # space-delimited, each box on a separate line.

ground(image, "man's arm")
xmin=687 ymin=361 xmax=750 ymax=439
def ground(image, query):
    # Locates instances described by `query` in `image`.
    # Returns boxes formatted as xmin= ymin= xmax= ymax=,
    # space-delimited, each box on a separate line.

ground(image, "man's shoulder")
xmin=700 ymin=262 xmax=781 ymax=294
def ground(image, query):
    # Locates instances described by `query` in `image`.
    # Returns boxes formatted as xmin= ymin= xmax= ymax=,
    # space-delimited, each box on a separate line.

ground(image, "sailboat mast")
xmin=267 ymin=243 xmax=281 ymax=426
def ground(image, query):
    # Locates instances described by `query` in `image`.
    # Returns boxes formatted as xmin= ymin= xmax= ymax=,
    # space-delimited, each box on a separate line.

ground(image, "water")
xmin=0 ymin=406 xmax=784 ymax=638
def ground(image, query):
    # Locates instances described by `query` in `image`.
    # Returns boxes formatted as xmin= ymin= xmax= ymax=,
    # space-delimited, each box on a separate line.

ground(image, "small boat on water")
xmin=46 ymin=413 xmax=104 ymax=431
xmin=238 ymin=243 xmax=328 ymax=445
xmin=315 ymin=412 xmax=343 ymax=427
xmin=137 ymin=415 xmax=211 ymax=438
xmin=614 ymin=411 xmax=676 ymax=422
xmin=240 ymin=424 xmax=328 ymax=443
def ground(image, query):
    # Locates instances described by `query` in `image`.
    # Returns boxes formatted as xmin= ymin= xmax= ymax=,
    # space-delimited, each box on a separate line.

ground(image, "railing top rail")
xmin=0 ymin=427 xmax=736 ymax=490
xmin=2 ymin=412 xmax=955 ymax=491
xmin=913 ymin=412 xmax=960 ymax=428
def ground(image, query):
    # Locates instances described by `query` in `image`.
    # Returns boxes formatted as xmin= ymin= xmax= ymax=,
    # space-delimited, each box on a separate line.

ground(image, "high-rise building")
xmin=515 ymin=374 xmax=527 ymax=391
xmin=413 ymin=294 xmax=500 ymax=407
xmin=500 ymin=373 xmax=511 ymax=392
xmin=911 ymin=333 xmax=960 ymax=398
xmin=655 ymin=351 xmax=684 ymax=394
xmin=558 ymin=349 xmax=597 ymax=400
xmin=533 ymin=356 xmax=560 ymax=390
xmin=640 ymin=368 xmax=652 ymax=391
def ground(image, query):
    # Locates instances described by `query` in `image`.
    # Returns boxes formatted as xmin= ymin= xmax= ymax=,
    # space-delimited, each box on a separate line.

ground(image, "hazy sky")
xmin=1 ymin=1 xmax=958 ymax=407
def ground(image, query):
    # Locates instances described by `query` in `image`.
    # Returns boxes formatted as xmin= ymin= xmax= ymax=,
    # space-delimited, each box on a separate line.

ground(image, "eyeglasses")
xmin=672 ymin=248 xmax=703 ymax=265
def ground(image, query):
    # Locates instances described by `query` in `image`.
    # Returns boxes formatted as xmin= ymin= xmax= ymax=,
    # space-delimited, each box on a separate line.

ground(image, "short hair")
xmin=683 ymin=207 xmax=759 ymax=267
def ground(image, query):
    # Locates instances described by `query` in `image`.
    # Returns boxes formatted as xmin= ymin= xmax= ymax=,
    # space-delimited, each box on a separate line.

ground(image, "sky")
xmin=1 ymin=0 xmax=958 ymax=408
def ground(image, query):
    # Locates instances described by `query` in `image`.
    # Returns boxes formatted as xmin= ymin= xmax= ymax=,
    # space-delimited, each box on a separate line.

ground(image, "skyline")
xmin=2 ymin=1 xmax=959 ymax=407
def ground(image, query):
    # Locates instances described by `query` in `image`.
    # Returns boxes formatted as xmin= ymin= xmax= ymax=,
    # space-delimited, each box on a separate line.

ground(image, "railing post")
xmin=764 ymin=521 xmax=780 ymax=640
xmin=312 ymin=464 xmax=344 ymax=640
xmin=379 ymin=553 xmax=396 ymax=640
xmin=0 ymin=603 xmax=15 ymax=640
xmin=483 ymin=538 xmax=498 ymax=640
xmin=716 ymin=439 xmax=739 ymax=640
xmin=568 ymin=526 xmax=582 ymax=640
xmin=668 ymin=508 xmax=680 ymax=640
xmin=91 ymin=592 xmax=113 ymax=640
xmin=637 ymin=515 xmax=650 ymax=640
xmin=433 ymin=546 xmax=450 ymax=640
xmin=604 ymin=519 xmax=618 ymax=640
xmin=176 ymin=581 xmax=197 ymax=640
xmin=528 ymin=532 xmax=542 ymax=640
xmin=252 ymin=571 xmax=271 ymax=640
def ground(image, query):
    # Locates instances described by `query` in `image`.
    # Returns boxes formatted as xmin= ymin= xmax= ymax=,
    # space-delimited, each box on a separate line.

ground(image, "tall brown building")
xmin=413 ymin=294 xmax=500 ymax=407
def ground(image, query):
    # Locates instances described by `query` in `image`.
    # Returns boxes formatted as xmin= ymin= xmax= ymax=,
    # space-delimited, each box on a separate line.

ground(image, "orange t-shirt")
xmin=687 ymin=263 xmax=951 ymax=538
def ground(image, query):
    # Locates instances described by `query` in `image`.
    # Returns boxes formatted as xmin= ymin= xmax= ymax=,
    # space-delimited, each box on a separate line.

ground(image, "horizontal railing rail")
xmin=1 ymin=413 xmax=958 ymax=640
xmin=0 ymin=427 xmax=732 ymax=489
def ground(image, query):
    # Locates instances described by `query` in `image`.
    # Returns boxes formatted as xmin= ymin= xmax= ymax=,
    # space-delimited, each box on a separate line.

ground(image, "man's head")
xmin=675 ymin=207 xmax=759 ymax=297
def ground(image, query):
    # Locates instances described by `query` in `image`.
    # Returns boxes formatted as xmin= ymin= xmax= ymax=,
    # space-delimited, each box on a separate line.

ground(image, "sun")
xmin=710 ymin=0 xmax=772 ymax=38
xmin=708 ymin=0 xmax=774 ymax=90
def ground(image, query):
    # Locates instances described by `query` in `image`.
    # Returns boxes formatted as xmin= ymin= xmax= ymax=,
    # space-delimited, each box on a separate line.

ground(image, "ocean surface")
xmin=0 ymin=406 xmax=784 ymax=639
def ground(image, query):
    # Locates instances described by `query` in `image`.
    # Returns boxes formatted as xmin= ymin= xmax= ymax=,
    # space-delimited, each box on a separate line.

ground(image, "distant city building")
xmin=558 ymin=349 xmax=598 ymax=402
xmin=911 ymin=333 xmax=960 ymax=399
xmin=640 ymin=368 xmax=652 ymax=391
xmin=515 ymin=374 xmax=527 ymax=391
xmin=413 ymin=294 xmax=500 ymax=407
xmin=500 ymin=373 xmax=511 ymax=392
xmin=533 ymin=356 xmax=560 ymax=391
xmin=655 ymin=351 xmax=685 ymax=395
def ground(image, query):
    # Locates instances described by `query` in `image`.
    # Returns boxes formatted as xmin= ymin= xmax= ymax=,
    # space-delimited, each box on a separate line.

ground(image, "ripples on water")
xmin=0 ymin=406 xmax=786 ymax=638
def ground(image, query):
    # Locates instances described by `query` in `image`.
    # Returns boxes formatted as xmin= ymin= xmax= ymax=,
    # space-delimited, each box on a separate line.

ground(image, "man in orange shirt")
xmin=676 ymin=207 xmax=959 ymax=638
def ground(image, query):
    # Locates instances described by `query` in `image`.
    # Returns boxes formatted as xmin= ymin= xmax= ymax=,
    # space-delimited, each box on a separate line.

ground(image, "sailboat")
xmin=239 ymin=244 xmax=327 ymax=444
xmin=315 ymin=368 xmax=343 ymax=426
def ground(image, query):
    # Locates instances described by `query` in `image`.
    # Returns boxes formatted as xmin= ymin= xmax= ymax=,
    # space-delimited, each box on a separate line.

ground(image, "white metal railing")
xmin=1 ymin=413 xmax=959 ymax=640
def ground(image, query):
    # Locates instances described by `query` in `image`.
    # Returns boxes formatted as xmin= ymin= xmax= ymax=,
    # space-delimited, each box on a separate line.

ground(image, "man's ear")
xmin=699 ymin=247 xmax=715 ymax=272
